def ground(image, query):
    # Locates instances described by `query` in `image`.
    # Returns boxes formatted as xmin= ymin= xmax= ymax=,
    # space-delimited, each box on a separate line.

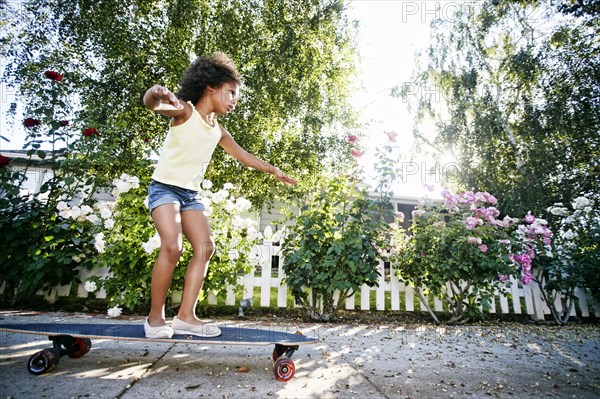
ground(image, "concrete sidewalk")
xmin=1 ymin=311 xmax=599 ymax=398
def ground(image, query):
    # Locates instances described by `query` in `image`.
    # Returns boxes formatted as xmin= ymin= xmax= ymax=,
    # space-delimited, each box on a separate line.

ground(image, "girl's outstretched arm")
xmin=219 ymin=127 xmax=298 ymax=186
xmin=143 ymin=85 xmax=188 ymax=119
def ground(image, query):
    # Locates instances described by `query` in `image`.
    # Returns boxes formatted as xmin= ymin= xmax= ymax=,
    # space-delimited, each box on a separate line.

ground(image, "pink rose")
xmin=350 ymin=148 xmax=363 ymax=158
xmin=346 ymin=134 xmax=358 ymax=143
xmin=524 ymin=211 xmax=536 ymax=224
xmin=384 ymin=130 xmax=398 ymax=142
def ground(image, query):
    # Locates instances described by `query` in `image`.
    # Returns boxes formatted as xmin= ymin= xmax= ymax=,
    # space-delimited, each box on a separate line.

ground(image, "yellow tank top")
xmin=152 ymin=101 xmax=222 ymax=191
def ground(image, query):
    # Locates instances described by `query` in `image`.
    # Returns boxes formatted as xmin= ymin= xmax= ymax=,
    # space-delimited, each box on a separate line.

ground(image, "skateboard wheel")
xmin=68 ymin=338 xmax=92 ymax=358
xmin=274 ymin=357 xmax=295 ymax=382
xmin=28 ymin=349 xmax=60 ymax=375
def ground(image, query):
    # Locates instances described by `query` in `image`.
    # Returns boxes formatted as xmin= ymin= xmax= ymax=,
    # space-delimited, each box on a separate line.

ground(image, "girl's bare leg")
xmin=148 ymin=204 xmax=183 ymax=327
xmin=176 ymin=209 xmax=215 ymax=324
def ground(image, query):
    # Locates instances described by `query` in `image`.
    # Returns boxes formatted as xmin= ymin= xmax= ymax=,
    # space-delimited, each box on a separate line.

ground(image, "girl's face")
xmin=209 ymin=82 xmax=239 ymax=115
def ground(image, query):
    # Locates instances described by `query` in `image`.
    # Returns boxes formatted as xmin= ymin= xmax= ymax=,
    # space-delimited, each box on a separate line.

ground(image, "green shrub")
xmin=281 ymin=174 xmax=391 ymax=321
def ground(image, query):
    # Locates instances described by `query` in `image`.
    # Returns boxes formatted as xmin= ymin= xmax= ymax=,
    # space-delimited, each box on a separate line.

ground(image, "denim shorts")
xmin=147 ymin=179 xmax=206 ymax=214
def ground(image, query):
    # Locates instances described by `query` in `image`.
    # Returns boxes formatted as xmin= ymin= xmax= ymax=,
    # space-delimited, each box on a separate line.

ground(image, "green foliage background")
xmin=0 ymin=0 xmax=359 ymax=304
xmin=1 ymin=0 xmax=358 ymax=207
xmin=395 ymin=0 xmax=599 ymax=216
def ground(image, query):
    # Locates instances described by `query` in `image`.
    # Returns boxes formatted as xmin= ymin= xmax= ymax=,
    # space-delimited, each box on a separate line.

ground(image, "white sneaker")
xmin=144 ymin=318 xmax=174 ymax=339
xmin=172 ymin=317 xmax=222 ymax=337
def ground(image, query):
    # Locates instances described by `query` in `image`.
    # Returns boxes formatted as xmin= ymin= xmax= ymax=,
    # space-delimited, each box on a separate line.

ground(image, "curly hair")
xmin=176 ymin=52 xmax=242 ymax=105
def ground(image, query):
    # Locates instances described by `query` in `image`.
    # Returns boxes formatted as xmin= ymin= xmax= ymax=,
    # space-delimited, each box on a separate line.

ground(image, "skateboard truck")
xmin=27 ymin=335 xmax=92 ymax=375
xmin=238 ymin=297 xmax=253 ymax=317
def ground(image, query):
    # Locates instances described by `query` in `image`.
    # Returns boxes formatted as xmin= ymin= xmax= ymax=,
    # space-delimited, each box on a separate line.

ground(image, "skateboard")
xmin=0 ymin=322 xmax=318 ymax=381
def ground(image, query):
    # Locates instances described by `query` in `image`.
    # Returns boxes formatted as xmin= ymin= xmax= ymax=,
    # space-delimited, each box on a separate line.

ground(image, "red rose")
xmin=83 ymin=127 xmax=100 ymax=137
xmin=44 ymin=70 xmax=63 ymax=81
xmin=59 ymin=120 xmax=69 ymax=127
xmin=0 ymin=155 xmax=10 ymax=168
xmin=24 ymin=118 xmax=41 ymax=128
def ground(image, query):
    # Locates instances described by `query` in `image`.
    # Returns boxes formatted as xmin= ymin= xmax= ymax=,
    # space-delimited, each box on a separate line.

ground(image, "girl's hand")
xmin=151 ymin=85 xmax=183 ymax=110
xmin=274 ymin=169 xmax=298 ymax=186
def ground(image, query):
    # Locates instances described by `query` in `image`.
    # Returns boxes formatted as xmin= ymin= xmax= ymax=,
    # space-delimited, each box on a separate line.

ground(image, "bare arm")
xmin=143 ymin=85 xmax=189 ymax=119
xmin=219 ymin=127 xmax=298 ymax=185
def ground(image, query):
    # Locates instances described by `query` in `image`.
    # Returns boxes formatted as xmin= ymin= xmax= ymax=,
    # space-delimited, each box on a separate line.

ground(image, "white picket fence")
xmin=42 ymin=244 xmax=600 ymax=320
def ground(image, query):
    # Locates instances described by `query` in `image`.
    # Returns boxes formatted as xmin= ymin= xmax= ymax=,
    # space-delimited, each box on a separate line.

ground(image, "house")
xmin=0 ymin=150 xmax=56 ymax=196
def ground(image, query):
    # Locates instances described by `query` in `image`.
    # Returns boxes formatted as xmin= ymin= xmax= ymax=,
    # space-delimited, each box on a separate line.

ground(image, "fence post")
xmin=529 ymin=280 xmax=546 ymax=321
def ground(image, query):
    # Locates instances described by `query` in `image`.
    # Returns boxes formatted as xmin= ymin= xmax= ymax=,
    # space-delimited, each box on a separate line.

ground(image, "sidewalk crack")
xmin=341 ymin=353 xmax=392 ymax=399
xmin=114 ymin=343 xmax=176 ymax=399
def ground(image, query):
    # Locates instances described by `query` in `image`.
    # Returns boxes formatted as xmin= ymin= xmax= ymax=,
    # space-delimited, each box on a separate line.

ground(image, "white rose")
xmin=113 ymin=180 xmax=132 ymax=195
xmin=224 ymin=200 xmax=236 ymax=213
xmin=59 ymin=209 xmax=72 ymax=219
xmin=70 ymin=206 xmax=82 ymax=220
xmin=57 ymin=201 xmax=69 ymax=211
xmin=202 ymin=180 xmax=213 ymax=190
xmin=142 ymin=234 xmax=161 ymax=254
xmin=235 ymin=197 xmax=252 ymax=213
xmin=94 ymin=233 xmax=106 ymax=253
xmin=80 ymin=205 xmax=94 ymax=215
xmin=107 ymin=305 xmax=122 ymax=318
xmin=85 ymin=214 xmax=100 ymax=224
xmin=573 ymin=196 xmax=591 ymax=210
xmin=562 ymin=230 xmax=578 ymax=240
xmin=84 ymin=281 xmax=97 ymax=293
xmin=97 ymin=202 xmax=113 ymax=219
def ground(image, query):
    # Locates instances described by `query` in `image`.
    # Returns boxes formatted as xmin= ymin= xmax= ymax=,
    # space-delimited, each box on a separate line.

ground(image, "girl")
xmin=142 ymin=53 xmax=297 ymax=338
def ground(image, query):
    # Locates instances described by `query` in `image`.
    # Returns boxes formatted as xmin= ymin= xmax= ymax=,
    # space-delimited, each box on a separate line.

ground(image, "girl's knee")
xmin=201 ymin=242 xmax=215 ymax=263
xmin=161 ymin=242 xmax=183 ymax=260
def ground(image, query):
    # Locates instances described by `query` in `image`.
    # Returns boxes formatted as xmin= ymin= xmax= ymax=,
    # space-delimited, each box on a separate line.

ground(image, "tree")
xmin=395 ymin=0 xmax=599 ymax=216
xmin=0 ymin=0 xmax=359 ymax=304
xmin=1 ymin=0 xmax=359 ymax=207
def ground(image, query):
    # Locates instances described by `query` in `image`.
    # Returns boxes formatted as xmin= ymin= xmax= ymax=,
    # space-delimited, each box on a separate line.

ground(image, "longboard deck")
xmin=1 ymin=322 xmax=317 ymax=380
xmin=0 ymin=323 xmax=318 ymax=345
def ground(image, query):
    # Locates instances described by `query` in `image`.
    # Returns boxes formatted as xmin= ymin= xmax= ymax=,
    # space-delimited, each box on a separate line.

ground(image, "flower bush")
xmin=281 ymin=173 xmax=390 ymax=321
xmin=0 ymin=70 xmax=104 ymax=304
xmin=195 ymin=180 xmax=260 ymax=302
xmin=388 ymin=190 xmax=552 ymax=324
xmin=281 ymin=132 xmax=394 ymax=321
xmin=71 ymin=174 xmax=260 ymax=314
xmin=540 ymin=196 xmax=600 ymax=324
